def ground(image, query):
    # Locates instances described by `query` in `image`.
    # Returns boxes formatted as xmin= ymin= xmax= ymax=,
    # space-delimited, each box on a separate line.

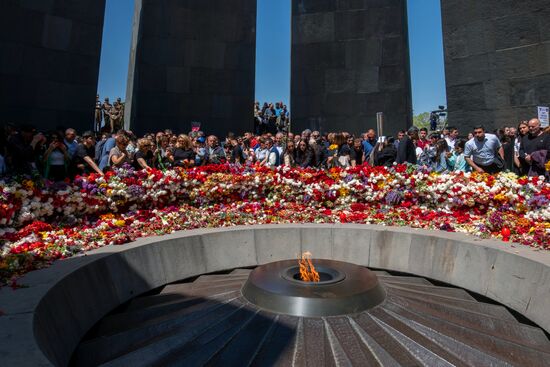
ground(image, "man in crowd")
xmin=95 ymin=95 xmax=103 ymax=132
xmin=396 ymin=127 xmax=418 ymax=164
xmin=73 ymin=131 xmax=104 ymax=176
xmin=445 ymin=127 xmax=459 ymax=150
xmin=264 ymin=138 xmax=281 ymax=168
xmin=102 ymin=98 xmax=112 ymax=132
xmin=464 ymin=126 xmax=504 ymax=174
xmin=416 ymin=128 xmax=429 ymax=150
xmin=64 ymin=128 xmax=78 ymax=159
xmin=204 ymin=135 xmax=226 ymax=165
xmin=362 ymin=129 xmax=377 ymax=158
xmin=519 ymin=118 xmax=550 ymax=176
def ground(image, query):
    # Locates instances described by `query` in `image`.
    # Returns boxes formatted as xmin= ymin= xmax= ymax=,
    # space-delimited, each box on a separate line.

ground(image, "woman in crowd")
xmin=434 ymin=139 xmax=451 ymax=173
xmin=514 ymin=121 xmax=529 ymax=175
xmin=109 ymin=134 xmax=132 ymax=168
xmin=155 ymin=135 xmax=172 ymax=170
xmin=133 ymin=138 xmax=154 ymax=170
xmin=327 ymin=133 xmax=351 ymax=168
xmin=295 ymin=139 xmax=313 ymax=168
xmin=171 ymin=134 xmax=195 ymax=168
xmin=374 ymin=137 xmax=397 ymax=167
xmin=283 ymin=140 xmax=296 ymax=167
xmin=43 ymin=132 xmax=69 ymax=181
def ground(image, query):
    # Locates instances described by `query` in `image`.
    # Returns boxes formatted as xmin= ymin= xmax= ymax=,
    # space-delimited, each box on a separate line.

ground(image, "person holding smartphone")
xmin=43 ymin=132 xmax=69 ymax=181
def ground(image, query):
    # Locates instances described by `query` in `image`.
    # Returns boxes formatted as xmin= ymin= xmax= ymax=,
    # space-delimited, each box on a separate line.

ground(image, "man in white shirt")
xmin=445 ymin=127 xmax=459 ymax=151
xmin=464 ymin=126 xmax=504 ymax=174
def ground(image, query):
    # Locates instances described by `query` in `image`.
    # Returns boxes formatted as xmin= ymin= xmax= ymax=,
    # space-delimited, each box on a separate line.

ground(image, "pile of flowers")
xmin=1 ymin=164 xmax=549 ymax=287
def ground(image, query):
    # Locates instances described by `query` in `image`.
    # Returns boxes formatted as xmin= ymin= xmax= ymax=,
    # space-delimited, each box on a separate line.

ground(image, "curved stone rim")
xmin=0 ymin=224 xmax=549 ymax=366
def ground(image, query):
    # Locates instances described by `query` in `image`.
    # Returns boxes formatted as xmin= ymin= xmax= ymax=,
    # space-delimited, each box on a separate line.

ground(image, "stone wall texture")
xmin=127 ymin=0 xmax=257 ymax=136
xmin=291 ymin=0 xmax=412 ymax=135
xmin=0 ymin=0 xmax=106 ymax=133
xmin=442 ymin=0 xmax=550 ymax=132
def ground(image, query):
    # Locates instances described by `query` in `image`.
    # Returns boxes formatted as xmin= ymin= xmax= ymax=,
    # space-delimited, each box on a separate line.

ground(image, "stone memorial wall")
xmin=290 ymin=0 xmax=412 ymax=135
xmin=442 ymin=0 xmax=550 ymax=131
xmin=0 ymin=0 xmax=106 ymax=132
xmin=126 ymin=0 xmax=257 ymax=136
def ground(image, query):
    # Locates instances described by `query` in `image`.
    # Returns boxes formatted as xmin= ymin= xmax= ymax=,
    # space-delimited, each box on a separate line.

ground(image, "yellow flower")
xmin=545 ymin=160 xmax=550 ymax=172
xmin=115 ymin=220 xmax=126 ymax=227
xmin=339 ymin=188 xmax=349 ymax=197
xmin=329 ymin=144 xmax=338 ymax=150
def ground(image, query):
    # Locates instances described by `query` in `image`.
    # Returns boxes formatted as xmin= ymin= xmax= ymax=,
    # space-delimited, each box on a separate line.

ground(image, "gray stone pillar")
xmin=291 ymin=0 xmax=412 ymax=135
xmin=127 ymin=0 xmax=257 ymax=136
xmin=0 ymin=0 xmax=106 ymax=133
xmin=441 ymin=0 xmax=550 ymax=132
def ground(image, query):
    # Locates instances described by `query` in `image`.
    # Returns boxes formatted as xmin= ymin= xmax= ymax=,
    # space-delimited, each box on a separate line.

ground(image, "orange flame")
xmin=299 ymin=252 xmax=320 ymax=282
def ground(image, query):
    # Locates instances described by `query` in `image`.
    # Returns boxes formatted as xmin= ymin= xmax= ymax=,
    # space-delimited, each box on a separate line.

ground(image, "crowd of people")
xmin=0 ymin=113 xmax=548 ymax=182
xmin=94 ymin=95 xmax=125 ymax=134
xmin=254 ymin=101 xmax=290 ymax=135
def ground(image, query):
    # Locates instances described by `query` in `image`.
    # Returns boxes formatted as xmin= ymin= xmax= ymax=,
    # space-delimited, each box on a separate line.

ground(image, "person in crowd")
xmin=133 ymin=138 xmax=154 ymax=170
xmin=350 ymin=138 xmax=365 ymax=167
xmin=254 ymin=138 xmax=268 ymax=163
xmin=194 ymin=136 xmax=207 ymax=166
xmin=452 ymin=139 xmax=470 ymax=173
xmin=374 ymin=137 xmax=397 ymax=167
xmin=418 ymin=133 xmax=439 ymax=167
xmin=229 ymin=138 xmax=245 ymax=165
xmin=396 ymin=127 xmax=418 ymax=164
xmin=514 ymin=121 xmax=529 ymax=174
xmin=429 ymin=111 xmax=439 ymax=131
xmin=326 ymin=133 xmax=351 ymax=168
xmin=464 ymin=126 xmax=504 ymax=174
xmin=362 ymin=129 xmax=377 ymax=158
xmin=295 ymin=139 xmax=313 ymax=168
xmin=64 ymin=128 xmax=78 ymax=159
xmin=110 ymin=101 xmax=123 ymax=133
xmin=204 ymin=135 xmax=226 ymax=165
xmin=434 ymin=139 xmax=452 ymax=173
xmin=74 ymin=131 xmax=103 ymax=176
xmin=154 ymin=135 xmax=172 ymax=170
xmin=95 ymin=95 xmax=103 ymax=133
xmin=43 ymin=132 xmax=69 ymax=181
xmin=109 ymin=134 xmax=133 ymax=168
xmin=283 ymin=140 xmax=296 ymax=167
xmin=445 ymin=127 xmax=459 ymax=150
xmin=6 ymin=124 xmax=40 ymax=174
xmin=500 ymin=132 xmax=515 ymax=172
xmin=416 ymin=128 xmax=430 ymax=150
xmin=519 ymin=118 xmax=550 ymax=177
xmin=394 ymin=130 xmax=405 ymax=150
xmin=102 ymin=98 xmax=112 ymax=132
xmin=98 ymin=131 xmax=120 ymax=171
xmin=274 ymin=133 xmax=285 ymax=155
xmin=171 ymin=134 xmax=195 ymax=168
xmin=264 ymin=138 xmax=281 ymax=168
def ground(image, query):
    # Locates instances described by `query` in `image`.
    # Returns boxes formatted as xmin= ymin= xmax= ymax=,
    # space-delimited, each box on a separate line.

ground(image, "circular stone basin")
xmin=241 ymin=259 xmax=386 ymax=317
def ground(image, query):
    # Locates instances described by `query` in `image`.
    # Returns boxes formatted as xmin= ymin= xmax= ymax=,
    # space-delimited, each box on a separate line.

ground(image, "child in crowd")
xmin=451 ymin=139 xmax=470 ymax=173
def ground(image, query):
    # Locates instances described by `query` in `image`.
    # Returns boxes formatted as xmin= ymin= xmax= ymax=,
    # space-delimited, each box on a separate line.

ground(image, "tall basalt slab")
xmin=126 ymin=0 xmax=257 ymax=136
xmin=0 ymin=0 xmax=106 ymax=132
xmin=291 ymin=0 xmax=412 ymax=135
xmin=441 ymin=0 xmax=550 ymax=131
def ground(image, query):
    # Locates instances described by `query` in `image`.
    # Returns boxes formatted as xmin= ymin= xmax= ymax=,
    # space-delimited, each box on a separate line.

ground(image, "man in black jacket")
xmin=519 ymin=118 xmax=550 ymax=176
xmin=397 ymin=127 xmax=418 ymax=164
